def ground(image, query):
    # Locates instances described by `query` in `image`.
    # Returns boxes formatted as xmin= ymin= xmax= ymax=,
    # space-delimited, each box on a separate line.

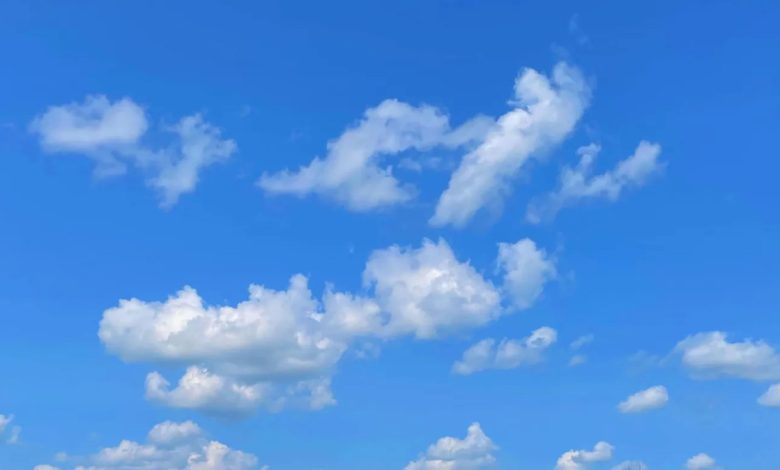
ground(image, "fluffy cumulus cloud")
xmin=617 ymin=385 xmax=668 ymax=414
xmin=364 ymin=238 xmax=501 ymax=339
xmin=496 ymin=238 xmax=556 ymax=310
xmin=99 ymin=237 xmax=553 ymax=415
xmin=526 ymin=141 xmax=663 ymax=223
xmin=686 ymin=453 xmax=716 ymax=470
xmin=30 ymin=95 xmax=236 ymax=207
xmin=38 ymin=421 xmax=261 ymax=470
xmin=757 ymin=383 xmax=780 ymax=406
xmin=404 ymin=423 xmax=497 ymax=470
xmin=0 ymin=413 xmax=20 ymax=444
xmin=612 ymin=462 xmax=648 ymax=470
xmin=555 ymin=441 xmax=614 ymax=470
xmin=431 ymin=62 xmax=590 ymax=227
xmin=452 ymin=327 xmax=557 ymax=375
xmin=259 ymin=99 xmax=492 ymax=211
xmin=675 ymin=331 xmax=780 ymax=381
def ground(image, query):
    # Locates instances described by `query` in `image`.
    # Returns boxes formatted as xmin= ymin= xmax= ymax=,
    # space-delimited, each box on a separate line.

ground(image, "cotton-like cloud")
xmin=0 ymin=414 xmax=20 ymax=444
xmin=612 ymin=461 xmax=648 ymax=470
xmin=259 ymin=99 xmax=492 ymax=211
xmin=675 ymin=331 xmax=780 ymax=381
xmin=526 ymin=141 xmax=663 ymax=223
xmin=46 ymin=421 xmax=261 ymax=470
xmin=99 ymin=237 xmax=552 ymax=415
xmin=496 ymin=238 xmax=556 ymax=310
xmin=30 ymin=95 xmax=235 ymax=207
xmin=404 ymin=423 xmax=497 ymax=470
xmin=431 ymin=62 xmax=590 ymax=227
xmin=758 ymin=383 xmax=780 ymax=406
xmin=364 ymin=238 xmax=501 ymax=339
xmin=686 ymin=453 xmax=716 ymax=470
xmin=618 ymin=385 xmax=669 ymax=414
xmin=452 ymin=327 xmax=557 ymax=375
xmin=555 ymin=441 xmax=614 ymax=470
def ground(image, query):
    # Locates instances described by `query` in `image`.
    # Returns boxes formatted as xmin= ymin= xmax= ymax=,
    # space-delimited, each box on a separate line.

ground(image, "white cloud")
xmin=758 ymin=383 xmax=780 ymax=406
xmin=612 ymin=462 xmax=648 ymax=470
xmin=618 ymin=385 xmax=669 ymax=414
xmin=258 ymin=99 xmax=491 ymax=211
xmin=99 ymin=238 xmax=548 ymax=415
xmin=56 ymin=421 xmax=261 ymax=470
xmin=431 ymin=62 xmax=590 ymax=227
xmin=569 ymin=354 xmax=587 ymax=367
xmin=570 ymin=334 xmax=594 ymax=350
xmin=555 ymin=441 xmax=614 ymax=470
xmin=30 ymin=95 xmax=235 ymax=206
xmin=526 ymin=141 xmax=663 ymax=223
xmin=364 ymin=238 xmax=501 ymax=339
xmin=452 ymin=327 xmax=557 ymax=375
xmin=404 ymin=423 xmax=497 ymax=470
xmin=496 ymin=238 xmax=556 ymax=310
xmin=0 ymin=414 xmax=20 ymax=445
xmin=675 ymin=331 xmax=780 ymax=381
xmin=34 ymin=466 xmax=60 ymax=470
xmin=686 ymin=453 xmax=716 ymax=470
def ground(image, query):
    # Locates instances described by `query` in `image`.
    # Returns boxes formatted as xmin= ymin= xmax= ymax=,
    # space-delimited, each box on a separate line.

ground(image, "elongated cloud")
xmin=452 ymin=327 xmax=557 ymax=375
xmin=259 ymin=99 xmax=492 ymax=211
xmin=675 ymin=331 xmax=780 ymax=381
xmin=432 ymin=62 xmax=590 ymax=227
xmin=404 ymin=423 xmax=497 ymax=470
xmin=41 ymin=421 xmax=261 ymax=470
xmin=526 ymin=141 xmax=664 ymax=223
xmin=30 ymin=95 xmax=235 ymax=207
xmin=99 ymin=237 xmax=554 ymax=415
xmin=618 ymin=385 xmax=669 ymax=413
xmin=555 ymin=441 xmax=614 ymax=470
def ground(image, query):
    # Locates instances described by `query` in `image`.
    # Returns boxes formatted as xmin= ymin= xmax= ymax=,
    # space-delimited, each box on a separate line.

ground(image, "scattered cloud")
xmin=45 ymin=420 xmax=261 ymax=470
xmin=496 ymin=238 xmax=557 ymax=310
xmin=99 ymin=237 xmax=552 ymax=415
xmin=612 ymin=462 xmax=648 ymax=470
xmin=30 ymin=95 xmax=236 ymax=207
xmin=686 ymin=453 xmax=717 ymax=470
xmin=555 ymin=441 xmax=614 ymax=470
xmin=757 ymin=383 xmax=780 ymax=406
xmin=0 ymin=414 xmax=20 ymax=445
xmin=675 ymin=331 xmax=780 ymax=381
xmin=526 ymin=141 xmax=663 ymax=223
xmin=431 ymin=62 xmax=590 ymax=227
xmin=404 ymin=423 xmax=497 ymax=470
xmin=569 ymin=354 xmax=587 ymax=367
xmin=259 ymin=99 xmax=491 ymax=211
xmin=570 ymin=334 xmax=594 ymax=350
xmin=452 ymin=327 xmax=557 ymax=375
xmin=618 ymin=385 xmax=669 ymax=414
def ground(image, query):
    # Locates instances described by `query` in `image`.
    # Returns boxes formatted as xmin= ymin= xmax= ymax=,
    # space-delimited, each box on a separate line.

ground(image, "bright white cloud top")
xmin=686 ymin=453 xmax=717 ymax=470
xmin=757 ymin=383 xmax=780 ymax=406
xmin=431 ymin=62 xmax=590 ymax=227
xmin=617 ymin=385 xmax=669 ymax=414
xmin=526 ymin=141 xmax=664 ymax=223
xmin=555 ymin=441 xmax=614 ymax=470
xmin=452 ymin=326 xmax=557 ymax=375
xmin=675 ymin=331 xmax=780 ymax=381
xmin=404 ymin=423 xmax=497 ymax=470
xmin=37 ymin=420 xmax=261 ymax=470
xmin=30 ymin=95 xmax=236 ymax=207
xmin=99 ymin=237 xmax=555 ymax=415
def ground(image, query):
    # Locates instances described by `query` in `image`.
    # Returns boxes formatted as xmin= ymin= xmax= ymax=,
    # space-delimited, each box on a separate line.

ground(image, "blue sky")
xmin=1 ymin=1 xmax=779 ymax=469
